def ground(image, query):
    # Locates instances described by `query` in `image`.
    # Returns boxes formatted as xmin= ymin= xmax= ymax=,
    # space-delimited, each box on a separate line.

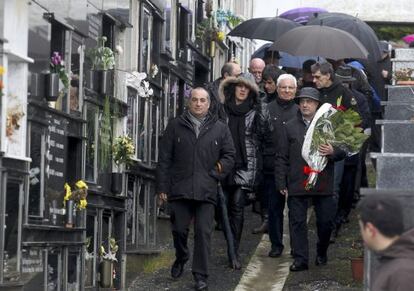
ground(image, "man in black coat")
xmin=275 ymin=87 xmax=346 ymax=272
xmin=263 ymin=74 xmax=299 ymax=256
xmin=156 ymin=87 xmax=235 ymax=290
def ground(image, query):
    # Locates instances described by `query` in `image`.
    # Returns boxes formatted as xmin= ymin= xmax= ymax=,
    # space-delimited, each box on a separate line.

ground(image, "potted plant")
xmin=99 ymin=237 xmax=118 ymax=288
xmin=112 ymin=135 xmax=135 ymax=194
xmin=350 ymin=239 xmax=364 ymax=283
xmin=86 ymin=36 xmax=115 ymax=95
xmin=394 ymin=68 xmax=414 ymax=85
xmin=47 ymin=51 xmax=69 ymax=101
xmin=63 ymin=180 xmax=88 ymax=228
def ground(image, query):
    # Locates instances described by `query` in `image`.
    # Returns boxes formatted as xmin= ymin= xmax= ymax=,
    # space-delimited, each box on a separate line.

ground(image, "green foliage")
xmin=99 ymin=95 xmax=112 ymax=170
xmin=370 ymin=24 xmax=414 ymax=41
xmin=87 ymin=36 xmax=115 ymax=70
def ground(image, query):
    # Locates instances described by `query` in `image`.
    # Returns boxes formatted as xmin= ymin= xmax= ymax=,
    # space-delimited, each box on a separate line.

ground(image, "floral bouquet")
xmin=113 ymin=135 xmax=135 ymax=167
xmin=100 ymin=237 xmax=119 ymax=262
xmin=50 ymin=52 xmax=69 ymax=89
xmin=302 ymin=103 xmax=368 ymax=190
xmin=63 ymin=180 xmax=88 ymax=209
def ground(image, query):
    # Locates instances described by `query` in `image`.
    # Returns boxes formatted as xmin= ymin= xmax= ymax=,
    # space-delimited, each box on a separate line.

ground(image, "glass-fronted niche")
xmin=19 ymin=246 xmax=82 ymax=291
xmin=26 ymin=116 xmax=82 ymax=224
xmin=126 ymin=175 xmax=157 ymax=250
xmin=85 ymin=209 xmax=122 ymax=288
xmin=0 ymin=176 xmax=23 ymax=284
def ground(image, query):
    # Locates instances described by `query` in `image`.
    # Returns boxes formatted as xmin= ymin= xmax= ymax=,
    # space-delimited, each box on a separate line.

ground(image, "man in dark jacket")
xmin=358 ymin=195 xmax=414 ymax=291
xmin=206 ymin=62 xmax=242 ymax=119
xmin=275 ymin=87 xmax=346 ymax=271
xmin=156 ymin=87 xmax=235 ymax=290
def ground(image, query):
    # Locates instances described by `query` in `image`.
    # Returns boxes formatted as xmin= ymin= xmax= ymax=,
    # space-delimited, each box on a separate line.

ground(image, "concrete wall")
xmin=254 ymin=0 xmax=413 ymax=23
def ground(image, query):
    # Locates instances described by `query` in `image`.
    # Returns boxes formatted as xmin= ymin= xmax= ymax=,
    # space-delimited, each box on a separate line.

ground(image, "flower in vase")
xmin=63 ymin=180 xmax=89 ymax=210
xmin=50 ymin=51 xmax=70 ymax=89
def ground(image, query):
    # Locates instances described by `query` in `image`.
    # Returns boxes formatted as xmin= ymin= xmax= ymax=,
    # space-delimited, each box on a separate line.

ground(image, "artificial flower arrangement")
xmin=215 ymin=9 xmax=243 ymax=28
xmin=100 ymin=237 xmax=119 ymax=262
xmin=0 ymin=65 xmax=4 ymax=98
xmin=394 ymin=68 xmax=414 ymax=81
xmin=126 ymin=71 xmax=154 ymax=99
xmin=87 ymin=36 xmax=115 ymax=71
xmin=150 ymin=64 xmax=159 ymax=78
xmin=6 ymin=94 xmax=25 ymax=138
xmin=50 ymin=52 xmax=70 ymax=90
xmin=113 ymin=135 xmax=135 ymax=168
xmin=63 ymin=180 xmax=88 ymax=210
xmin=302 ymin=103 xmax=368 ymax=190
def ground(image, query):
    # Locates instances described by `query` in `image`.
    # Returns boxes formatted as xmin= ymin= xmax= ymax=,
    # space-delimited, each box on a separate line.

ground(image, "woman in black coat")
xmin=219 ymin=74 xmax=273 ymax=269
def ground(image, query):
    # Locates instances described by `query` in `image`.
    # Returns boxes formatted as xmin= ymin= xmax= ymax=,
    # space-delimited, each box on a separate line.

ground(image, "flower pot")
xmin=111 ymin=173 xmax=123 ymax=195
xmin=45 ymin=73 xmax=60 ymax=101
xmin=29 ymin=73 xmax=45 ymax=99
xmin=75 ymin=209 xmax=86 ymax=228
xmin=99 ymin=259 xmax=113 ymax=288
xmin=350 ymin=257 xmax=364 ymax=282
xmin=65 ymin=200 xmax=74 ymax=228
xmin=85 ymin=70 xmax=100 ymax=92
xmin=99 ymin=70 xmax=112 ymax=95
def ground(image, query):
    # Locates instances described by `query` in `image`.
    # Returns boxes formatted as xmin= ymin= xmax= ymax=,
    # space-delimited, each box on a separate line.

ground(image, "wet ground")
xmin=127 ymin=204 xmax=263 ymax=291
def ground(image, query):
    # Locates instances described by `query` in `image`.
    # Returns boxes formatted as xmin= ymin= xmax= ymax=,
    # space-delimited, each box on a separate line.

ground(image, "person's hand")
xmin=280 ymin=189 xmax=288 ymax=196
xmin=318 ymin=143 xmax=334 ymax=156
xmin=382 ymin=69 xmax=389 ymax=79
xmin=157 ymin=193 xmax=167 ymax=206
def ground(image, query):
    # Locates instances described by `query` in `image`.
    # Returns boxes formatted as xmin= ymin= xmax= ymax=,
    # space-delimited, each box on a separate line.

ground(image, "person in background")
xmin=298 ymin=59 xmax=316 ymax=89
xmin=248 ymin=58 xmax=266 ymax=86
xmin=156 ymin=88 xmax=235 ymax=291
xmin=263 ymin=50 xmax=280 ymax=66
xmin=261 ymin=65 xmax=286 ymax=104
xmin=358 ymin=195 xmax=414 ymax=291
xmin=206 ymin=62 xmax=242 ymax=120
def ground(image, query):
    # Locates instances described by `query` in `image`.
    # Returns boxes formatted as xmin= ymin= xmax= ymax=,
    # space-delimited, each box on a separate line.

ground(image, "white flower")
xmin=115 ymin=45 xmax=123 ymax=55
xmin=148 ymin=88 xmax=153 ymax=96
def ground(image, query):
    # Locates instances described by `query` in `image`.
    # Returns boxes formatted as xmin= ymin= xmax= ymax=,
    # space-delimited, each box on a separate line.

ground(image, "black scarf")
xmin=225 ymin=97 xmax=253 ymax=169
xmin=277 ymin=97 xmax=295 ymax=109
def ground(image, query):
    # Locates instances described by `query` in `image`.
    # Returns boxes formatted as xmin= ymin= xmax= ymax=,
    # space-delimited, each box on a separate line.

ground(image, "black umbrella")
xmin=269 ymin=25 xmax=369 ymax=61
xmin=217 ymin=182 xmax=240 ymax=269
xmin=228 ymin=17 xmax=300 ymax=41
xmin=307 ymin=12 xmax=382 ymax=61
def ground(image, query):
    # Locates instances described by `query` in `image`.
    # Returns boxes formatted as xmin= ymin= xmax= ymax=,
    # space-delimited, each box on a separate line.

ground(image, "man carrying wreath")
xmin=275 ymin=87 xmax=346 ymax=272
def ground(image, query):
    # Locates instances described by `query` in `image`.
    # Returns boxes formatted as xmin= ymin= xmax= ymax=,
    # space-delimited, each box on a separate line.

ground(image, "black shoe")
xmin=289 ymin=262 xmax=308 ymax=272
xmin=315 ymin=255 xmax=328 ymax=266
xmin=194 ymin=279 xmax=208 ymax=290
xmin=268 ymin=247 xmax=283 ymax=258
xmin=252 ymin=221 xmax=268 ymax=234
xmin=171 ymin=260 xmax=186 ymax=279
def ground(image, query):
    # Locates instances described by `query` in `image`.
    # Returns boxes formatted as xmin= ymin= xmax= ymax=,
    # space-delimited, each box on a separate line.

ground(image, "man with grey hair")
xmin=157 ymin=87 xmax=235 ymax=290
xmin=262 ymin=74 xmax=299 ymax=257
xmin=249 ymin=58 xmax=266 ymax=85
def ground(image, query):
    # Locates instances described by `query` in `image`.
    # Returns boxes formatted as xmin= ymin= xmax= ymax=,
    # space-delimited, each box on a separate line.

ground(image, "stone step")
xmin=370 ymin=153 xmax=414 ymax=190
xmin=386 ymin=85 xmax=414 ymax=102
xmin=393 ymin=48 xmax=414 ymax=60
xmin=377 ymin=120 xmax=414 ymax=153
xmin=382 ymin=101 xmax=414 ymax=120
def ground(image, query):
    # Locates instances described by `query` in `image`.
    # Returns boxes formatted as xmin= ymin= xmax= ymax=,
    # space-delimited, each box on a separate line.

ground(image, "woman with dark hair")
xmin=218 ymin=73 xmax=273 ymax=269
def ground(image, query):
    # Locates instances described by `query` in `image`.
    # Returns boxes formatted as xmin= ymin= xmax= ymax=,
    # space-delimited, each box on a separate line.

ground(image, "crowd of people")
xmin=155 ymin=44 xmax=408 ymax=290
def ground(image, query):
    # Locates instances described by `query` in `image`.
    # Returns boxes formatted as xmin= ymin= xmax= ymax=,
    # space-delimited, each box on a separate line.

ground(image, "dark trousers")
xmin=169 ymin=200 xmax=215 ymax=276
xmin=288 ymin=195 xmax=336 ymax=265
xmin=267 ymin=175 xmax=285 ymax=251
xmin=337 ymin=157 xmax=359 ymax=223
xmin=223 ymin=185 xmax=245 ymax=254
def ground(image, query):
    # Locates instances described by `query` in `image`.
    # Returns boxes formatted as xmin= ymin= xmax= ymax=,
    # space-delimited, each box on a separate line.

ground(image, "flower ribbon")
xmin=303 ymin=166 xmax=321 ymax=175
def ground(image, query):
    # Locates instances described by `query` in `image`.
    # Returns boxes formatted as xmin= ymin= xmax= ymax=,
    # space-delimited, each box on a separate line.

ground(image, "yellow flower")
xmin=78 ymin=199 xmax=87 ymax=209
xmin=0 ymin=66 xmax=5 ymax=75
xmin=216 ymin=31 xmax=225 ymax=42
xmin=75 ymin=180 xmax=88 ymax=189
xmin=64 ymin=183 xmax=72 ymax=201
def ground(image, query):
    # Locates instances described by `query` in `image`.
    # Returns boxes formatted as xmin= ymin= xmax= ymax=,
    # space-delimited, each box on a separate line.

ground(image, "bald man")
xmin=249 ymin=58 xmax=266 ymax=85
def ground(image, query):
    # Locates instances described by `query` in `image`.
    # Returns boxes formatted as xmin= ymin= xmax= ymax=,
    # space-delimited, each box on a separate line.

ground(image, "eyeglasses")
xmin=278 ymin=86 xmax=296 ymax=91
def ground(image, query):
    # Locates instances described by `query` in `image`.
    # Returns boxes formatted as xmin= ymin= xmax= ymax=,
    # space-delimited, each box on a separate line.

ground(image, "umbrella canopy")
xmin=402 ymin=34 xmax=414 ymax=44
xmin=307 ymin=12 xmax=382 ymax=61
xmin=228 ymin=17 xmax=300 ymax=41
xmin=269 ymin=25 xmax=369 ymax=61
xmin=280 ymin=7 xmax=328 ymax=24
